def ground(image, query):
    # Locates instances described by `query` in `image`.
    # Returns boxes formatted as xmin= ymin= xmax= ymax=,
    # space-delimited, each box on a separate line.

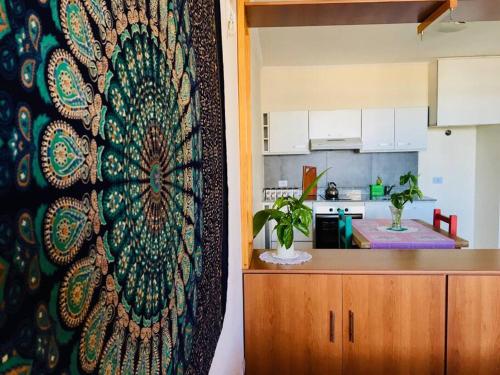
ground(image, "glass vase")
xmin=390 ymin=206 xmax=403 ymax=230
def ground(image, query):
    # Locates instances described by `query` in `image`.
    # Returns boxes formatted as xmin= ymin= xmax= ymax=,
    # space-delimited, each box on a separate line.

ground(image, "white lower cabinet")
xmin=364 ymin=200 xmax=435 ymax=223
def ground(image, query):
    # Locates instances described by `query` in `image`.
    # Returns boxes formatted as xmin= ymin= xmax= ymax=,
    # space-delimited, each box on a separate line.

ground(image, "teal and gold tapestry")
xmin=0 ymin=0 xmax=228 ymax=373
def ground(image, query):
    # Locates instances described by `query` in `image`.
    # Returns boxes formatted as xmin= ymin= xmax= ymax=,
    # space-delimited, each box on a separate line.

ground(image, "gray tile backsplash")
xmin=264 ymin=151 xmax=418 ymax=189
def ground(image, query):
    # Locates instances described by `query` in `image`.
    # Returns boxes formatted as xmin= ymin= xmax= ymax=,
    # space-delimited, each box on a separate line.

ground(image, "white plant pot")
xmin=276 ymin=241 xmax=296 ymax=259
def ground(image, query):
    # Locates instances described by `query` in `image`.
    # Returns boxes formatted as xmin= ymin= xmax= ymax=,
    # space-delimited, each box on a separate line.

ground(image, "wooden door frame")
xmin=236 ymin=0 xmax=460 ymax=269
xmin=237 ymin=0 xmax=253 ymax=268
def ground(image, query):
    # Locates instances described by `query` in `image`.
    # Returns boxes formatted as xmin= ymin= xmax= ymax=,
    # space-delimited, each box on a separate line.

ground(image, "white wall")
xmin=418 ymin=127 xmax=477 ymax=246
xmin=475 ymin=126 xmax=500 ymax=248
xmin=210 ymin=0 xmax=244 ymax=374
xmin=261 ymin=62 xmax=429 ymax=111
xmin=251 ymin=30 xmax=265 ymax=248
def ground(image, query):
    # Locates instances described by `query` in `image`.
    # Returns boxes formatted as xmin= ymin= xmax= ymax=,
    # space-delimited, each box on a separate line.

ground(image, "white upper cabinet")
xmin=437 ymin=57 xmax=500 ymax=126
xmin=361 ymin=107 xmax=428 ymax=152
xmin=308 ymin=110 xmax=362 ymax=139
xmin=361 ymin=108 xmax=395 ymax=152
xmin=395 ymin=107 xmax=428 ymax=151
xmin=264 ymin=111 xmax=309 ymax=155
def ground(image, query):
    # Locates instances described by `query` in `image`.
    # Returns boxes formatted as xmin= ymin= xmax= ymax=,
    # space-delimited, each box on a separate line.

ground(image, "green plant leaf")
xmin=253 ymin=209 xmax=281 ymax=238
xmin=390 ymin=171 xmax=423 ymax=210
xmin=299 ymin=169 xmax=329 ymax=203
xmin=283 ymin=225 xmax=294 ymax=249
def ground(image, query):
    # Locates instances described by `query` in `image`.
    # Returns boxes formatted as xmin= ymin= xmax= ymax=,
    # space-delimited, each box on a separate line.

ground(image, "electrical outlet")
xmin=278 ymin=180 xmax=288 ymax=188
xmin=432 ymin=177 xmax=444 ymax=184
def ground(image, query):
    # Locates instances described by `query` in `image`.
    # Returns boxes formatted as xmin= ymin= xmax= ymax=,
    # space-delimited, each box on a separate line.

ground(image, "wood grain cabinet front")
xmin=244 ymin=274 xmax=342 ymax=375
xmin=447 ymin=276 xmax=500 ymax=374
xmin=244 ymin=274 xmax=446 ymax=374
xmin=342 ymin=275 xmax=446 ymax=375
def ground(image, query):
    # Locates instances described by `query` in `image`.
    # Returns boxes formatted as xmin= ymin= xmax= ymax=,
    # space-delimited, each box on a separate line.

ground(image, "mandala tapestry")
xmin=0 ymin=0 xmax=228 ymax=373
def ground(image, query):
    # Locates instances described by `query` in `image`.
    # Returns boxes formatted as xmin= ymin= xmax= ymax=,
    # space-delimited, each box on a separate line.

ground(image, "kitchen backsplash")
xmin=264 ymin=150 xmax=418 ymax=190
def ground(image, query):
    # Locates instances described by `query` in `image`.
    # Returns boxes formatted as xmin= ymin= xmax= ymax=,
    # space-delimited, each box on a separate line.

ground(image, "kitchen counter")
xmin=245 ymin=249 xmax=500 ymax=275
xmin=244 ymin=249 xmax=500 ymax=374
xmin=262 ymin=195 xmax=436 ymax=204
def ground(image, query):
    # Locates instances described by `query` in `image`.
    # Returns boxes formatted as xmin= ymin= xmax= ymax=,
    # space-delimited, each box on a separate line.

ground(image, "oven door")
xmin=315 ymin=214 xmax=339 ymax=249
xmin=315 ymin=213 xmax=363 ymax=249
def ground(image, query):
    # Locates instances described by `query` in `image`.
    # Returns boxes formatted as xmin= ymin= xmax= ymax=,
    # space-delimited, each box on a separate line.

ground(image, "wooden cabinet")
xmin=244 ymin=274 xmax=342 ymax=375
xmin=244 ymin=274 xmax=445 ymax=374
xmin=309 ymin=110 xmax=362 ymax=140
xmin=447 ymin=276 xmax=500 ymax=374
xmin=361 ymin=108 xmax=395 ymax=152
xmin=245 ymin=252 xmax=500 ymax=374
xmin=437 ymin=57 xmax=500 ymax=127
xmin=264 ymin=111 xmax=309 ymax=154
xmin=395 ymin=107 xmax=428 ymax=151
xmin=342 ymin=275 xmax=446 ymax=374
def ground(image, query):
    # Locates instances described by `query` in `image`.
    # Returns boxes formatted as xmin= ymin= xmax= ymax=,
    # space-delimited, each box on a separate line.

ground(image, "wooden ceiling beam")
xmin=245 ymin=0 xmax=449 ymax=28
xmin=417 ymin=0 xmax=458 ymax=35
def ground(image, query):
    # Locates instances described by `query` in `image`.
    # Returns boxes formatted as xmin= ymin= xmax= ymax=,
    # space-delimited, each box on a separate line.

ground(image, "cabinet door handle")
xmin=329 ymin=311 xmax=335 ymax=342
xmin=349 ymin=310 xmax=354 ymax=343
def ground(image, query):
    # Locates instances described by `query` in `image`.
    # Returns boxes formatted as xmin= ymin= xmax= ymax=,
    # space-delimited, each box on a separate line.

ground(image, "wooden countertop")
xmin=245 ymin=249 xmax=500 ymax=275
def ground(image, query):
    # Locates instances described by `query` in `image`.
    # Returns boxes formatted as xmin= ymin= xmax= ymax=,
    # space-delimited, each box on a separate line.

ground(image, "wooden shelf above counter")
xmin=246 ymin=249 xmax=500 ymax=275
xmin=245 ymin=0 xmax=448 ymax=28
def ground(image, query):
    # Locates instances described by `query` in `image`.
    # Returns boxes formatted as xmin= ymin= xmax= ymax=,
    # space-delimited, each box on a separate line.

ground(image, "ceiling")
xmin=256 ymin=21 xmax=500 ymax=66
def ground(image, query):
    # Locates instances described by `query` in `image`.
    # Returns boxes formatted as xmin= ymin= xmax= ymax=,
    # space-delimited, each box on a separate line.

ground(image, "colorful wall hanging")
xmin=0 ymin=0 xmax=228 ymax=373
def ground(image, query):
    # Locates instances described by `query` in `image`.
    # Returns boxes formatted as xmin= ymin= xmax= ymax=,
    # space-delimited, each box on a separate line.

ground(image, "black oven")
xmin=315 ymin=211 xmax=363 ymax=249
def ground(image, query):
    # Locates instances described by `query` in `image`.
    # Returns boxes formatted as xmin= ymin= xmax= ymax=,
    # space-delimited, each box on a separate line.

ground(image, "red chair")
xmin=433 ymin=209 xmax=457 ymax=236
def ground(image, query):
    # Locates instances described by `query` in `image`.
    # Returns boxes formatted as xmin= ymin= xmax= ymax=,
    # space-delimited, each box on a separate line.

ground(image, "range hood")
xmin=310 ymin=138 xmax=363 ymax=150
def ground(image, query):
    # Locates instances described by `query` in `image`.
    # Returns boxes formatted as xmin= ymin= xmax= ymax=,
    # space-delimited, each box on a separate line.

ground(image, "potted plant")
xmin=389 ymin=171 xmax=424 ymax=230
xmin=253 ymin=171 xmax=326 ymax=258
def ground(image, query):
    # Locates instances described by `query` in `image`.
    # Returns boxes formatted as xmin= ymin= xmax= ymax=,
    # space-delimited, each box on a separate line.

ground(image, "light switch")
xmin=278 ymin=180 xmax=288 ymax=188
xmin=432 ymin=177 xmax=444 ymax=184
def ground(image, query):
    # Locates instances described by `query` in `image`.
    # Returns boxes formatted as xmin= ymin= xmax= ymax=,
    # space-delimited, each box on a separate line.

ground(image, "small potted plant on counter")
xmin=389 ymin=171 xmax=424 ymax=231
xmin=253 ymin=170 xmax=326 ymax=259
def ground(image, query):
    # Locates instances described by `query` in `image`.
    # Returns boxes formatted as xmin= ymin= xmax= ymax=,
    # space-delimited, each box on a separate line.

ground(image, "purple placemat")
xmin=353 ymin=219 xmax=456 ymax=249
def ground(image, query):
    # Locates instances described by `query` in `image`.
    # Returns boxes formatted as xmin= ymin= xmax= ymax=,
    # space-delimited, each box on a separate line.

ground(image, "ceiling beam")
xmin=245 ymin=0 xmax=450 ymax=28
xmin=417 ymin=0 xmax=458 ymax=35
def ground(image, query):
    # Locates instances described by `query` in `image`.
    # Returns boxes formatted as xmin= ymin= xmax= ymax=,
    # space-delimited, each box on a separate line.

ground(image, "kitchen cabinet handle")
xmin=329 ymin=311 xmax=335 ymax=342
xmin=349 ymin=310 xmax=354 ymax=343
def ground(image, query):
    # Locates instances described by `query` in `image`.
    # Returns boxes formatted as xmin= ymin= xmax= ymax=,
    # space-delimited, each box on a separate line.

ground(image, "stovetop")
xmin=316 ymin=194 xmax=371 ymax=202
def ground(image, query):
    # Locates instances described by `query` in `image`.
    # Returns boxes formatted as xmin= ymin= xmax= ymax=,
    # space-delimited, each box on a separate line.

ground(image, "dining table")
xmin=352 ymin=219 xmax=469 ymax=249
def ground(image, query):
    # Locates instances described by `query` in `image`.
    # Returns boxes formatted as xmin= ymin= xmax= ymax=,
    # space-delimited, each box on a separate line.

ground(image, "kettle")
xmin=325 ymin=182 xmax=339 ymax=200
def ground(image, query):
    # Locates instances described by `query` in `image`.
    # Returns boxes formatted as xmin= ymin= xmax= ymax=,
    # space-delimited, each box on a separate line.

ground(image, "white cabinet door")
xmin=361 ymin=108 xmax=395 ymax=152
xmin=404 ymin=201 xmax=435 ymax=223
xmin=268 ymin=111 xmax=309 ymax=154
xmin=365 ymin=200 xmax=435 ymax=223
xmin=395 ymin=107 xmax=428 ymax=151
xmin=309 ymin=110 xmax=361 ymax=139
xmin=364 ymin=201 xmax=391 ymax=219
xmin=437 ymin=57 xmax=500 ymax=126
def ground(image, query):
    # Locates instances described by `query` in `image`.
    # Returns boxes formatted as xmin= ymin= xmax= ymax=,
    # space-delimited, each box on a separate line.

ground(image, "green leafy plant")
xmin=253 ymin=170 xmax=327 ymax=249
xmin=390 ymin=171 xmax=424 ymax=210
